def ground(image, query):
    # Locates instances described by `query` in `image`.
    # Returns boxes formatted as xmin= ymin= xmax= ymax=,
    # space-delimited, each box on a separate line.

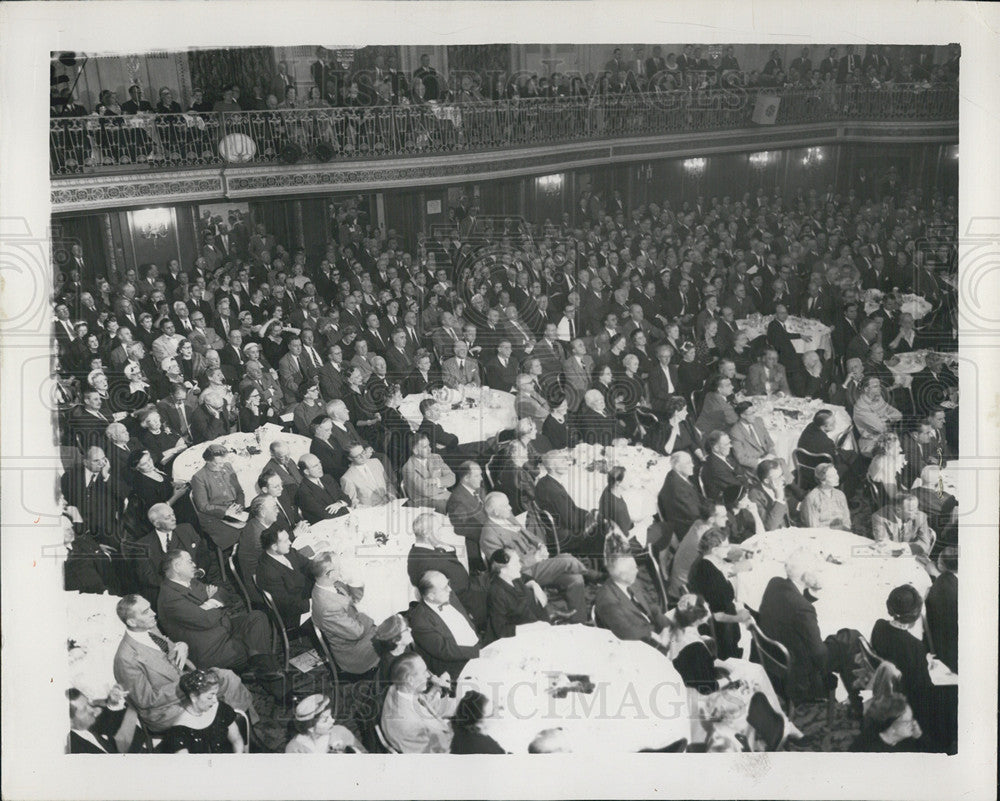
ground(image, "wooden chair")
xmin=234 ymin=708 xmax=252 ymax=752
xmin=748 ymin=621 xmax=794 ymax=716
xmin=310 ymin=619 xmax=342 ymax=713
xmin=374 ymin=722 xmax=399 ymax=753
xmin=527 ymin=500 xmax=561 ymax=555
xmin=254 ymin=578 xmax=292 ymax=674
xmin=227 ymin=541 xmax=254 ymax=611
xmin=791 ymin=447 xmax=833 ymax=491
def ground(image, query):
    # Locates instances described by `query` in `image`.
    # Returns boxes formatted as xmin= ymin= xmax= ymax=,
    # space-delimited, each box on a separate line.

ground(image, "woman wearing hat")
xmin=128 ymin=448 xmax=188 ymax=521
xmin=285 ymin=694 xmax=365 ymax=753
xmin=371 ymin=614 xmax=415 ymax=688
xmin=870 ymin=584 xmax=955 ymax=752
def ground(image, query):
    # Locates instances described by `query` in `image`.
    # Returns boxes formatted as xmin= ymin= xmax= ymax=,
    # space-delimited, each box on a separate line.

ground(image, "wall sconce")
xmin=683 ymin=158 xmax=706 ymax=175
xmin=801 ymin=147 xmax=825 ymax=167
xmin=749 ymin=151 xmax=772 ymax=169
xmin=950 ymin=146 xmax=959 ymax=160
xmin=133 ymin=207 xmax=171 ymax=241
xmin=537 ymin=174 xmax=564 ymax=194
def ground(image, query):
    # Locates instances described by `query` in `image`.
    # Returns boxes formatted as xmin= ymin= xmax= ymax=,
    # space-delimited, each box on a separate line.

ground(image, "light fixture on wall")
xmin=537 ymin=174 xmax=563 ymax=194
xmin=749 ymin=151 xmax=772 ymax=169
xmin=950 ymin=146 xmax=959 ymax=160
xmin=132 ymin=208 xmax=171 ymax=242
xmin=801 ymin=147 xmax=825 ymax=167
xmin=333 ymin=47 xmax=356 ymax=70
xmin=683 ymin=158 xmax=706 ymax=175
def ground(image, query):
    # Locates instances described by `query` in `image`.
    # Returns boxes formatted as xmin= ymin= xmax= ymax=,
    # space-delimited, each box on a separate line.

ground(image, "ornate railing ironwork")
xmin=50 ymin=85 xmax=958 ymax=176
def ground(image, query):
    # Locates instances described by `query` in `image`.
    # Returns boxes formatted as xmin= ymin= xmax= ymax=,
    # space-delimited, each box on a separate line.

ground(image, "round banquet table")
xmin=67 ymin=590 xmax=123 ymax=699
xmin=886 ymin=349 xmax=959 ymax=376
xmin=559 ymin=443 xmax=671 ymax=543
xmin=456 ymin=622 xmax=691 ymax=754
xmin=736 ymin=528 xmax=932 ymax=640
xmin=738 ymin=395 xmax=852 ymax=466
xmin=398 ymin=386 xmax=516 ymax=445
xmin=736 ymin=314 xmax=833 ymax=357
xmin=172 ymin=426 xmax=311 ymax=501
xmin=291 ymin=500 xmax=467 ymax=624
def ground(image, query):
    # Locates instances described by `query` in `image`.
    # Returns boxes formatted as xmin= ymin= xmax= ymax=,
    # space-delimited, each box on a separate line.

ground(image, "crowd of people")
xmin=58 ymin=161 xmax=958 ymax=754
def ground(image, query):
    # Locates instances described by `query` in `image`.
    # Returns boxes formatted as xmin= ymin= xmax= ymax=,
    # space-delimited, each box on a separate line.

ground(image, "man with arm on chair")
xmin=379 ymin=652 xmax=455 ymax=753
xmin=534 ymin=449 xmax=604 ymax=558
xmin=293 ymin=453 xmax=351 ymax=524
xmin=310 ymin=551 xmax=380 ymax=679
xmin=594 ymin=553 xmax=671 ymax=652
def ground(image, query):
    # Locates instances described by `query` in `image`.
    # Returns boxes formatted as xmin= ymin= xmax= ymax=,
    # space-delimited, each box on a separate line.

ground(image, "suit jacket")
xmin=924 ymin=571 xmax=957 ymax=673
xmin=277 ymin=352 xmax=306 ymax=403
xmin=871 ymin=508 xmax=934 ymax=556
xmin=656 ymin=470 xmax=709 ymax=537
xmin=136 ymin=525 xmax=205 ymax=604
xmin=744 ymin=363 xmax=791 ymax=396
xmin=561 ymin=353 xmax=594 ymax=403
xmin=441 ymin=357 xmax=481 ymax=389
xmin=482 ymin=356 xmax=518 ymax=392
xmin=445 ymin=483 xmax=488 ymax=548
xmin=403 ymin=368 xmax=442 ymax=396
xmin=594 ymin=579 xmax=668 ymax=644
xmin=316 ymin=363 xmax=347 ymax=402
xmin=60 ymin=464 xmax=121 ymax=542
xmin=295 ymin=475 xmax=350 ymax=524
xmin=112 ymin=632 xmax=187 ymax=730
xmin=406 ymin=544 xmax=471 ymax=595
xmin=758 ymin=576 xmax=829 ymax=701
xmin=532 ymin=339 xmax=564 ymax=375
xmin=156 ymin=579 xmax=248 ymax=670
xmin=341 ymin=459 xmax=395 ymax=507
xmin=385 ymin=345 xmax=414 ymax=379
xmin=695 ymin=392 xmax=738 ymax=435
xmin=766 ymin=319 xmax=802 ymax=373
xmin=747 ymin=482 xmax=790 ymax=530
xmin=310 ymin=436 xmax=347 ymax=480
xmin=729 ymin=417 xmax=777 ymax=469
xmin=647 ymin=363 xmax=681 ymax=415
xmin=486 ymin=576 xmax=547 ymax=642
xmin=534 ymin=474 xmax=592 ymax=555
xmin=260 ymin=455 xmax=303 ymax=489
xmin=189 ymin=406 xmax=231 ymax=445
xmin=408 ymin=594 xmax=481 ymax=677
xmin=69 ymin=706 xmax=126 ymax=753
xmin=311 ymin=584 xmax=380 ymax=674
xmin=402 ymin=454 xmax=455 ymax=507
xmin=257 ymin=550 xmax=312 ymax=628
xmin=701 ymin=452 xmax=746 ymax=501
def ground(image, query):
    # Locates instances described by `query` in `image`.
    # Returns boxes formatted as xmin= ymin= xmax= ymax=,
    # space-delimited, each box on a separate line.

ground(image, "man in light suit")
xmin=441 ymin=341 xmax=481 ymax=389
xmin=745 ymin=349 xmax=791 ymax=396
xmin=532 ymin=324 xmax=565 ymax=376
xmin=277 ymin=338 xmax=307 ymax=405
xmin=695 ymin=375 xmax=738 ymax=436
xmin=310 ymin=551 xmax=380 ymax=678
xmin=561 ymin=339 xmax=594 ymax=412
xmin=112 ymin=594 xmax=256 ymax=731
xmin=514 ymin=373 xmax=550 ymax=430
xmin=872 ymin=495 xmax=935 ymax=557
xmin=340 ymin=443 xmax=397 ymax=507
xmin=401 ymin=434 xmax=456 ymax=514
xmin=728 ymin=400 xmax=782 ymax=472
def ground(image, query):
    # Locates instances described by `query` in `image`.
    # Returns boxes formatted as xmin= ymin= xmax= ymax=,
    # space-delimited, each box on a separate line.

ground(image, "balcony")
xmin=49 ymin=85 xmax=958 ymax=211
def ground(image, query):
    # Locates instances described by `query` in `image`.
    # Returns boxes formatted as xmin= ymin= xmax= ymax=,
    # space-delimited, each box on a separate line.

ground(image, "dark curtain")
xmin=351 ymin=46 xmax=400 ymax=73
xmin=249 ymin=200 xmax=295 ymax=253
xmin=382 ymin=190 xmax=423 ymax=251
xmin=188 ymin=47 xmax=277 ymax=106
xmin=52 ymin=215 xmax=108 ymax=283
xmin=447 ymin=44 xmax=511 ymax=84
xmin=300 ymin=198 xmax=330 ymax=260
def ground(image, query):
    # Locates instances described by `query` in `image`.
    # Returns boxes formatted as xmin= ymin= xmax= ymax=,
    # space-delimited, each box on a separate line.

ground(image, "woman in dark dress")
xmin=870 ymin=584 xmax=956 ymax=753
xmin=646 ymin=394 xmax=704 ymax=459
xmin=129 ymin=449 xmax=187 ymax=521
xmin=850 ymin=692 xmax=927 ymax=753
xmin=450 ymin=690 xmax=506 ymax=754
xmin=136 ymin=407 xmax=188 ymax=467
xmin=542 ymin=397 xmax=573 ymax=450
xmin=381 ymin=384 xmax=414 ymax=476
xmin=238 ymin=385 xmax=274 ymax=433
xmin=598 ymin=466 xmax=633 ymax=536
xmin=371 ymin=614 xmax=416 ymax=691
xmin=344 ymin=366 xmax=383 ymax=449
xmin=485 ymin=549 xmax=549 ymax=642
xmin=162 ymin=670 xmax=246 ymax=754
xmin=687 ymin=528 xmax=752 ymax=660
xmin=677 ymin=341 xmax=710 ymax=398
xmin=726 ymin=331 xmax=754 ymax=379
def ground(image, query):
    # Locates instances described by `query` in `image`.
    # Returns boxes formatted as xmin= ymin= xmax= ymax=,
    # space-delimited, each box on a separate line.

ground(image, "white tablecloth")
xmin=67 ymin=590 xmax=123 ymax=700
xmin=738 ymin=395 xmax=852 ymax=465
xmin=736 ymin=528 xmax=932 ymax=639
xmin=886 ymin=349 xmax=959 ymax=375
xmin=737 ymin=315 xmax=833 ymax=357
xmin=457 ymin=622 xmax=691 ymax=753
xmin=399 ymin=386 xmax=516 ymax=445
xmin=899 ymin=293 xmax=933 ymax=320
xmin=172 ymin=426 xmax=311 ymax=500
xmin=291 ymin=500 xmax=467 ymax=624
xmin=559 ymin=444 xmax=671 ymax=541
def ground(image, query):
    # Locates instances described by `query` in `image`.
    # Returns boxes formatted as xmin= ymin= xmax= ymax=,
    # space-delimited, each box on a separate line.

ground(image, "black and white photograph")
xmin=1 ymin=2 xmax=997 ymax=800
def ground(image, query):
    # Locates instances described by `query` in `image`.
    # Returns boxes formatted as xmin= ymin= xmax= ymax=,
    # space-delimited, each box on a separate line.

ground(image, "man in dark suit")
xmin=657 ymin=451 xmax=711 ymax=540
xmin=403 ymin=352 xmax=442 ymax=396
xmin=594 ymin=554 xmax=669 ymax=649
xmin=316 ymin=344 xmax=347 ymax=402
xmin=900 ymin=422 xmax=937 ymax=490
xmin=648 ymin=344 xmax=681 ymax=416
xmin=156 ymin=549 xmax=275 ymax=672
xmin=700 ymin=430 xmax=749 ymax=502
xmin=445 ymin=462 xmax=489 ymax=572
xmin=924 ymin=547 xmax=958 ymax=674
xmin=189 ymin=391 xmax=232 ymax=444
xmin=408 ymin=570 xmax=482 ymax=677
xmin=482 ymin=340 xmax=519 ymax=392
xmin=257 ymin=527 xmax=313 ymax=629
xmin=572 ymin=389 xmax=628 ymax=447
xmin=767 ymin=305 xmax=803 ymax=377
xmin=384 ymin=329 xmax=414 ymax=381
xmin=136 ymin=503 xmax=207 ymax=606
xmin=836 ymin=45 xmax=861 ymax=84
xmin=294 ymin=454 xmax=350 ymax=524
xmin=60 ymin=446 xmax=122 ymax=545
xmin=534 ymin=450 xmax=603 ymax=558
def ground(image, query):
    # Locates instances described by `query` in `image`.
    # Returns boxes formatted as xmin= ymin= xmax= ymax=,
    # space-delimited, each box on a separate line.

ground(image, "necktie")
xmin=747 ymin=422 xmax=763 ymax=450
xmin=148 ymin=631 xmax=172 ymax=655
xmin=176 ymin=403 xmax=189 ymax=433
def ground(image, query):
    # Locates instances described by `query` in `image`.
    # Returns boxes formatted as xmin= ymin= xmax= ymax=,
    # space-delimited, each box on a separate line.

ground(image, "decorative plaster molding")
xmin=51 ymin=170 xmax=225 ymax=214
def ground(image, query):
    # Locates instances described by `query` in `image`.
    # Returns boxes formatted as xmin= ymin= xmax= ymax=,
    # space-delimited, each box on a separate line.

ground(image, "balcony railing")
xmin=50 ymin=85 xmax=958 ymax=176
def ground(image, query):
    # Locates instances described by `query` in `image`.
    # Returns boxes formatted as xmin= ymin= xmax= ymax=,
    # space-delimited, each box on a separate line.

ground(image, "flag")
xmin=752 ymin=94 xmax=781 ymax=125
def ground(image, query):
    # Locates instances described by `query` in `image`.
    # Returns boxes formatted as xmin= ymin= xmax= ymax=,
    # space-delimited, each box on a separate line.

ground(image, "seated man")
xmin=747 ymin=458 xmax=794 ymax=531
xmin=379 ymin=653 xmax=455 ymax=753
xmin=294 ymin=453 xmax=350 ymax=524
xmin=534 ymin=449 xmax=604 ymax=558
xmin=853 ymin=376 xmax=903 ymax=456
xmin=910 ymin=464 xmax=958 ymax=547
xmin=259 ymin=439 xmax=303 ymax=490
xmin=67 ymin=685 xmax=135 ymax=754
xmin=701 ymin=430 xmax=750 ymax=502
xmin=406 ymin=512 xmax=486 ymax=630
xmin=257 ymin=527 xmax=313 ymax=630
xmin=156 ymin=550 xmax=276 ymax=673
xmin=341 ymin=443 xmax=398 ymax=507
xmin=136 ymin=503 xmax=208 ymax=606
xmin=480 ymin=491 xmax=592 ymax=623
xmin=408 ymin=570 xmax=482 ymax=678
xmin=441 ymin=340 xmax=481 ymax=389
xmin=745 ymin=349 xmax=791 ymax=397
xmin=799 ymin=463 xmax=852 ymax=531
xmin=189 ymin=443 xmax=245 ymax=550
xmin=513 ymin=373 xmax=550 ymax=431
xmin=872 ymin=494 xmax=935 ymax=557
xmin=445 ymin=461 xmax=489 ymax=572
xmin=416 ymin=399 xmax=475 ymax=470
xmin=571 ymin=389 xmax=628 ymax=447
xmin=310 ymin=551 xmax=380 ymax=678
xmin=656 ymin=451 xmax=711 ymax=542
xmin=594 ymin=553 xmax=670 ymax=651
xmin=668 ymin=502 xmax=739 ymax=601
xmin=112 ymin=594 xmax=257 ymax=732
xmin=924 ymin=547 xmax=958 ymax=674
xmin=401 ymin=433 xmax=455 ymax=514
xmin=696 ymin=375 xmax=738 ymax=435
xmin=728 ymin=400 xmax=781 ymax=473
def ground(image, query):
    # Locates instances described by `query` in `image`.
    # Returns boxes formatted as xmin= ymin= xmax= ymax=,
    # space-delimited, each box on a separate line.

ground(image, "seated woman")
xmin=371 ymin=614 xmax=416 ymax=689
xmin=687 ymin=528 xmax=753 ymax=660
xmin=496 ymin=441 xmax=536 ymax=516
xmin=645 ymin=394 xmax=705 ymax=460
xmin=291 ymin=381 xmax=324 ymax=436
xmin=450 ymin=690 xmax=506 ymax=754
xmin=867 ymin=432 xmax=906 ymax=505
xmin=161 ymin=670 xmax=247 ymax=754
xmin=381 ymin=384 xmax=413 ymax=477
xmin=128 ymin=448 xmax=187 ymax=521
xmin=799 ymin=463 xmax=852 ymax=530
xmin=542 ymin=396 xmax=573 ymax=451
xmin=677 ymin=342 xmax=710 ymax=398
xmin=598 ymin=466 xmax=633 ymax=536
xmin=725 ymin=332 xmax=754 ymax=379
xmin=485 ymin=548 xmax=552 ymax=642
xmin=285 ymin=694 xmax=366 ymax=753
xmin=238 ymin=385 xmax=276 ymax=433
xmin=850 ymin=692 xmax=926 ymax=753
xmin=136 ymin=406 xmax=187 ymax=467
xmin=696 ymin=319 xmax=722 ymax=369
xmin=870 ymin=584 xmax=956 ymax=753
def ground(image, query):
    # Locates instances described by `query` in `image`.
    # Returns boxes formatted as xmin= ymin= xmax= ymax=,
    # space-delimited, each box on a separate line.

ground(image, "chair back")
xmin=527 ymin=500 xmax=560 ymax=554
xmin=374 ymin=722 xmax=399 ymax=754
xmin=227 ymin=541 xmax=254 ymax=610
xmin=836 ymin=425 xmax=856 ymax=452
xmin=483 ymin=453 xmax=498 ymax=491
xmin=234 ymin=708 xmax=252 ymax=751
xmin=749 ymin=622 xmax=792 ymax=700
xmin=310 ymin=619 xmax=343 ymax=704
xmin=791 ymin=447 xmax=833 ymax=490
xmin=254 ymin=578 xmax=291 ymax=673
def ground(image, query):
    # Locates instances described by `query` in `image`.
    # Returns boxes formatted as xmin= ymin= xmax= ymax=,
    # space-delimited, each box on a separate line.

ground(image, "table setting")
xmin=172 ymin=425 xmax=311 ymax=500
xmin=737 ymin=395 xmax=852 ymax=464
xmin=66 ymin=590 xmax=124 ymax=700
xmin=456 ymin=622 xmax=691 ymax=754
xmin=736 ymin=313 xmax=833 ymax=356
xmin=292 ymin=499 xmax=467 ymax=624
xmin=885 ymin=349 xmax=959 ymax=375
xmin=399 ymin=385 xmax=516 ymax=445
xmin=735 ymin=527 xmax=932 ymax=640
